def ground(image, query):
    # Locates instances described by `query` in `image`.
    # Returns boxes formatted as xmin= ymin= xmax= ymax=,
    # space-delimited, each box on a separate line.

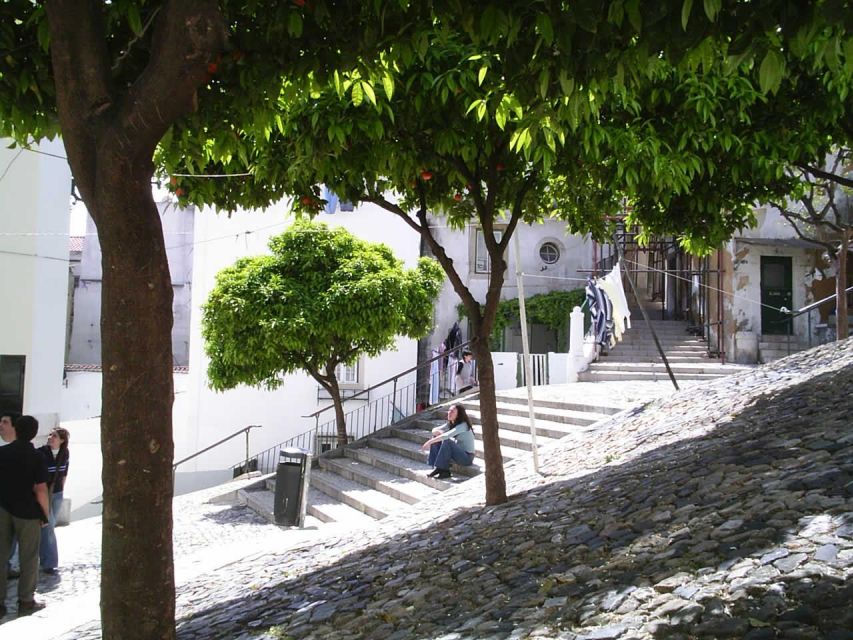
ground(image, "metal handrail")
xmin=303 ymin=339 xmax=475 ymax=420
xmin=782 ymin=284 xmax=853 ymax=318
xmin=174 ymin=424 xmax=261 ymax=472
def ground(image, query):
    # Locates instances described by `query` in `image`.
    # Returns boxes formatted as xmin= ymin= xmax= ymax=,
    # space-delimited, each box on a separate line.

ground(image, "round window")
xmin=539 ymin=241 xmax=560 ymax=264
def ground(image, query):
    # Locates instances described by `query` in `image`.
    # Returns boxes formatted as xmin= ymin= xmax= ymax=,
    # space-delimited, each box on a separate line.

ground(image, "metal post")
xmin=514 ymin=231 xmax=541 ymax=474
xmin=245 ymin=428 xmax=250 ymax=476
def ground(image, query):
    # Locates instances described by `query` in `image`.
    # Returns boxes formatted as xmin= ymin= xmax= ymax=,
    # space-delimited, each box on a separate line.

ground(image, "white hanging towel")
xmin=600 ymin=261 xmax=632 ymax=340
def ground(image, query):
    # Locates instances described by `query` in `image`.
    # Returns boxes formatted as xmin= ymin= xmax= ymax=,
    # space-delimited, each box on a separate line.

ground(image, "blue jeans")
xmin=433 ymin=439 xmax=474 ymax=471
xmin=40 ymin=491 xmax=63 ymax=569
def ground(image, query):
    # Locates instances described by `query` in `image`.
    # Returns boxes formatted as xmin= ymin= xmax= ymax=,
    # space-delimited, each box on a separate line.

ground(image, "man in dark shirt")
xmin=0 ymin=414 xmax=49 ymax=615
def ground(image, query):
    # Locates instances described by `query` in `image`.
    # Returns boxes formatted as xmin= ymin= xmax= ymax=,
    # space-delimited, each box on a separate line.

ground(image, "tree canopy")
xmin=0 ymin=1 xmax=850 ymax=634
xmin=160 ymin=4 xmax=852 ymax=504
xmin=202 ymin=220 xmax=444 ymax=443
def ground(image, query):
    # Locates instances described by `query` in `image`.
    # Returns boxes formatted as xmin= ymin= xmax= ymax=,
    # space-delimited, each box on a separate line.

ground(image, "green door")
xmin=760 ymin=256 xmax=793 ymax=335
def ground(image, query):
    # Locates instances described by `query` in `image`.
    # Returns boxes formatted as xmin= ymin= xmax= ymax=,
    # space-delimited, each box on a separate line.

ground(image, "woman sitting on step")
xmin=421 ymin=403 xmax=476 ymax=479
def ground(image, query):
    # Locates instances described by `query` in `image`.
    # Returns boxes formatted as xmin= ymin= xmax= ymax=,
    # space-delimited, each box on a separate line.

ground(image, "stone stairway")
xmin=759 ymin=334 xmax=811 ymax=363
xmin=238 ymin=391 xmax=626 ymax=527
xmin=579 ymin=317 xmax=752 ymax=382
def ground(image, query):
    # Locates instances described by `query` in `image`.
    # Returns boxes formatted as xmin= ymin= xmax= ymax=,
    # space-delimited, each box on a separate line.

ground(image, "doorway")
xmin=760 ymin=256 xmax=793 ymax=335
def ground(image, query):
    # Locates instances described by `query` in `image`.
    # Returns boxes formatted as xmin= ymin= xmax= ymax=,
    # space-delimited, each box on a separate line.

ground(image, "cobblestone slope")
xmin=43 ymin=338 xmax=853 ymax=639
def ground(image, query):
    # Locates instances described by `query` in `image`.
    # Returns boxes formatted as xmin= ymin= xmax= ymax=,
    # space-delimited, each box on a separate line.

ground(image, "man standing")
xmin=0 ymin=413 xmax=49 ymax=615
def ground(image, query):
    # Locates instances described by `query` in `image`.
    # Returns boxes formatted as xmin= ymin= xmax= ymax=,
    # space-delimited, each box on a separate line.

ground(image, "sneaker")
xmin=17 ymin=599 xmax=46 ymax=614
xmin=435 ymin=469 xmax=452 ymax=479
xmin=427 ymin=468 xmax=441 ymax=478
xmin=41 ymin=567 xmax=59 ymax=575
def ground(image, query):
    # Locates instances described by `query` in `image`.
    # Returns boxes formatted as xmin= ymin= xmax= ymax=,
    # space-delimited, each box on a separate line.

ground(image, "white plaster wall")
xmin=0 ymin=138 xmax=72 ymax=429
xmin=430 ymin=218 xmax=592 ymax=351
xmin=68 ymin=201 xmax=195 ymax=365
xmin=181 ymin=199 xmax=423 ymax=471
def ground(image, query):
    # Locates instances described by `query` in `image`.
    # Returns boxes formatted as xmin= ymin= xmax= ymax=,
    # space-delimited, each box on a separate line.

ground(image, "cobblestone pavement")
xmin=9 ymin=340 xmax=853 ymax=639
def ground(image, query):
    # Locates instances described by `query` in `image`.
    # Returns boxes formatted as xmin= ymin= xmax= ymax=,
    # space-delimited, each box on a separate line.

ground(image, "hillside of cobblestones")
xmin=66 ymin=338 xmax=853 ymax=640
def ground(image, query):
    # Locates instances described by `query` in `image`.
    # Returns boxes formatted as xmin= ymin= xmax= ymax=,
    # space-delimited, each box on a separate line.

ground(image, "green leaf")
xmin=478 ymin=66 xmax=488 ymax=86
xmin=288 ymin=11 xmax=303 ymax=37
xmin=536 ymin=14 xmax=554 ymax=45
xmin=351 ymin=81 xmax=364 ymax=107
xmin=127 ymin=5 xmax=143 ymax=36
xmin=382 ymin=74 xmax=394 ymax=100
xmin=681 ymin=0 xmax=693 ymax=31
xmin=625 ymin=0 xmax=641 ymax=32
xmin=758 ymin=49 xmax=785 ymax=94
xmin=361 ymin=81 xmax=376 ymax=106
xmin=703 ymin=0 xmax=721 ymax=22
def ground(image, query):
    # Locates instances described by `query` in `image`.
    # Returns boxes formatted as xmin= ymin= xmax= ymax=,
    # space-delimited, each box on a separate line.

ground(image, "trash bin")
xmin=274 ymin=447 xmax=310 ymax=526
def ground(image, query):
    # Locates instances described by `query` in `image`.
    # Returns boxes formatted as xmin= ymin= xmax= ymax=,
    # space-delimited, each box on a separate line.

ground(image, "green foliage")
xmin=457 ymin=289 xmax=586 ymax=350
xmin=202 ymin=220 xmax=443 ymax=391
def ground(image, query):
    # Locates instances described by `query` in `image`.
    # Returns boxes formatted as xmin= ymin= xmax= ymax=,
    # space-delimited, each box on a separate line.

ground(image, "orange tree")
xmin=202 ymin=221 xmax=443 ymax=447
xmin=0 ymin=1 xmax=426 ymax=637
xmin=1 ymin=3 xmax=850 ymax=634
xmin=163 ymin=3 xmax=851 ymax=507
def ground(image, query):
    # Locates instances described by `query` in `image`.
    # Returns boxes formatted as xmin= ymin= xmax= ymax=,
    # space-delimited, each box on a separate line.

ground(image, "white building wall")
xmin=0 ymin=139 xmax=72 ymax=430
xmin=430 ymin=218 xmax=593 ymax=349
xmin=180 ymin=200 xmax=423 ymax=471
xmin=723 ymin=205 xmax=829 ymax=361
xmin=68 ymin=200 xmax=194 ymax=365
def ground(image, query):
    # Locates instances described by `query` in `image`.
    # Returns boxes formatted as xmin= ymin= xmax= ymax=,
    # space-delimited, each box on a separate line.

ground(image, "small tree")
xmin=202 ymin=220 xmax=443 ymax=446
xmin=770 ymin=149 xmax=853 ymax=340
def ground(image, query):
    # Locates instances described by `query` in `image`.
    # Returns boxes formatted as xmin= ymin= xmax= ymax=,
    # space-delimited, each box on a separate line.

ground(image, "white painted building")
xmin=67 ymin=201 xmax=194 ymax=366
xmin=178 ymin=198 xmax=426 ymax=472
xmin=0 ymin=138 xmax=72 ymax=430
xmin=429 ymin=218 xmax=593 ymax=354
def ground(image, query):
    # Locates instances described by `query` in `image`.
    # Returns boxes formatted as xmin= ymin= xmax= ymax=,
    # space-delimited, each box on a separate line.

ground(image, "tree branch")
xmin=798 ymin=163 xmax=853 ymax=188
xmin=113 ymin=0 xmax=227 ymax=164
xmin=45 ymin=0 xmax=114 ymax=200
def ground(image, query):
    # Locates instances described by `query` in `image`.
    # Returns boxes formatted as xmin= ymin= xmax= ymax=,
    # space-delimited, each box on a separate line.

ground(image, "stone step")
xmin=608 ymin=341 xmax=708 ymax=350
xmin=482 ymin=401 xmax=612 ymax=427
xmin=600 ymin=354 xmax=711 ymax=363
xmin=578 ymin=370 xmax=731 ymax=382
xmin=238 ymin=482 xmax=333 ymax=528
xmin=760 ymin=348 xmax=809 ymax=363
xmin=318 ymin=455 xmax=441 ymax=505
xmin=344 ymin=446 xmax=460 ymax=491
xmin=366 ymin=435 xmax=485 ymax=477
xmin=309 ymin=467 xmax=412 ymax=520
xmin=306 ymin=486 xmax=378 ymax=526
xmin=489 ymin=394 xmax=626 ymax=416
xmin=465 ymin=407 xmax=602 ymax=441
xmin=396 ymin=424 xmax=546 ymax=455
xmin=586 ymin=362 xmax=751 ymax=375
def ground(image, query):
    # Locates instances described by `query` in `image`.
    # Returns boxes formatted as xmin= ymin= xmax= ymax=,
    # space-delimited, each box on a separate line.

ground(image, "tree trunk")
xmin=96 ymin=163 xmax=176 ymax=639
xmin=838 ymin=229 xmax=849 ymax=340
xmin=470 ymin=340 xmax=507 ymax=505
xmin=327 ymin=376 xmax=349 ymax=447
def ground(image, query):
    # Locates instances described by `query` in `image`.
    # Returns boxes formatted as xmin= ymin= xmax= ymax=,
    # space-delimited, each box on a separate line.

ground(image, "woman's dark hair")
xmin=52 ymin=428 xmax=70 ymax=453
xmin=449 ymin=403 xmax=473 ymax=430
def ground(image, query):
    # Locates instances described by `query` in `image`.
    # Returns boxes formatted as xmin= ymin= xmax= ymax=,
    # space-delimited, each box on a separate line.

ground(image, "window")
xmin=539 ymin=241 xmax=560 ymax=264
xmin=473 ymin=228 xmax=504 ymax=274
xmin=0 ymin=355 xmax=26 ymax=416
xmin=335 ymin=360 xmax=360 ymax=386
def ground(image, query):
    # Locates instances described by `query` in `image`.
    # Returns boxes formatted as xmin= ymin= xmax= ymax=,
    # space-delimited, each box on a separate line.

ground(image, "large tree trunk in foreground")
xmin=97 ymin=163 xmax=176 ymax=639
xmin=45 ymin=2 xmax=226 ymax=637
